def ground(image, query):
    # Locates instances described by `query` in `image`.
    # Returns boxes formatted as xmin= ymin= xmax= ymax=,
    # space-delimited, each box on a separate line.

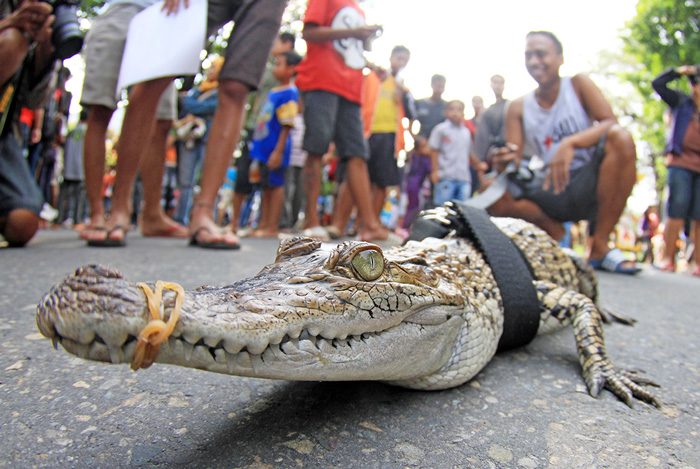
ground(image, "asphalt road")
xmin=1 ymin=229 xmax=698 ymax=468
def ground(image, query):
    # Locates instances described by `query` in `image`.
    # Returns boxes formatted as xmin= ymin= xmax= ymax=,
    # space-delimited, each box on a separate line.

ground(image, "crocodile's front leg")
xmin=535 ymin=282 xmax=660 ymax=408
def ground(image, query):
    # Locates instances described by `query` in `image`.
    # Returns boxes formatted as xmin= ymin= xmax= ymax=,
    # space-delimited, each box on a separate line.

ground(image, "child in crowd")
xmin=245 ymin=50 xmax=302 ymax=238
xmin=402 ymin=137 xmax=432 ymax=229
xmin=428 ymin=100 xmax=487 ymax=206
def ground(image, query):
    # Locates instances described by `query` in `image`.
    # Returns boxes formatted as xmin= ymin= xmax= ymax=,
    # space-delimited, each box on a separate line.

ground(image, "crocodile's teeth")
xmin=225 ymin=351 xmax=236 ymax=373
xmin=182 ymin=341 xmax=194 ymax=361
xmin=222 ymin=340 xmax=243 ymax=354
xmin=204 ymin=336 xmax=221 ymax=348
xmin=250 ymin=354 xmax=263 ymax=375
xmin=107 ymin=345 xmax=123 ymax=364
xmin=51 ymin=337 xmax=59 ymax=350
xmin=268 ymin=343 xmax=283 ymax=359
xmin=168 ymin=336 xmax=179 ymax=352
xmin=235 ymin=351 xmax=251 ymax=370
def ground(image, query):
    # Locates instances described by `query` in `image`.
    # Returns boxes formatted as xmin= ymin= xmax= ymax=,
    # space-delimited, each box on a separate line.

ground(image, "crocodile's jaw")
xmin=57 ymin=315 xmax=464 ymax=382
xmin=38 ymin=239 xmax=467 ymax=382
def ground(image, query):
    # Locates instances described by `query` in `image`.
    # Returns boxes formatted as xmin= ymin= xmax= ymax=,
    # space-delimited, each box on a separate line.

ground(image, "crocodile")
xmin=36 ymin=211 xmax=659 ymax=407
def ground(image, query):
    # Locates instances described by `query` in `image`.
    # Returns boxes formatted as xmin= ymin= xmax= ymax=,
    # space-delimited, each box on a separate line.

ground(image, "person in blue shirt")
xmin=244 ymin=50 xmax=302 ymax=238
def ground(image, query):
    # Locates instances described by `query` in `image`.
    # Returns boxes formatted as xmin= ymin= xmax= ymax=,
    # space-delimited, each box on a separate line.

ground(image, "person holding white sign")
xmin=90 ymin=0 xmax=287 ymax=248
xmin=80 ymin=0 xmax=185 ymax=246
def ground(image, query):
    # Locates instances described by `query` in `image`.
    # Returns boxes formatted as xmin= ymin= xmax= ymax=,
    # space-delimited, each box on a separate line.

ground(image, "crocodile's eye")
xmin=351 ymin=249 xmax=384 ymax=281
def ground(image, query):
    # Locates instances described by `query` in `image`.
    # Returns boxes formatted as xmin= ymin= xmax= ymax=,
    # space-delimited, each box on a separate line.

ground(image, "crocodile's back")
xmin=492 ymin=217 xmax=593 ymax=298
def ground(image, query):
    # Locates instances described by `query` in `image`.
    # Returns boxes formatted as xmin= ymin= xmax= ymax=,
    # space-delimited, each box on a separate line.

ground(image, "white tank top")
xmin=522 ymin=77 xmax=593 ymax=170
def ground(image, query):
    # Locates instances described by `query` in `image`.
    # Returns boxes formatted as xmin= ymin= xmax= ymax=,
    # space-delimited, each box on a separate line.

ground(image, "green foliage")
xmin=622 ymin=0 xmax=700 ymax=193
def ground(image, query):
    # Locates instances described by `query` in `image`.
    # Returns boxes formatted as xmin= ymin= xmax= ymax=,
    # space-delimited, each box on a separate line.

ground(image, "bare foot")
xmin=359 ymin=225 xmax=390 ymax=242
xmin=246 ymin=229 xmax=279 ymax=239
xmin=141 ymin=214 xmax=188 ymax=238
xmin=79 ymin=212 xmax=107 ymax=240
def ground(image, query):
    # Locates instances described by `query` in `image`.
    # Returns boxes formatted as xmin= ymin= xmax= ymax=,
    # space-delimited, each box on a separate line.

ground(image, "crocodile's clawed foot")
xmin=598 ymin=305 xmax=636 ymax=326
xmin=586 ymin=364 xmax=660 ymax=408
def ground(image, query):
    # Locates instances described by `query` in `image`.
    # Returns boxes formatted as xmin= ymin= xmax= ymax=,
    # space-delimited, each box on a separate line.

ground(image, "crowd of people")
xmin=2 ymin=0 xmax=698 ymax=277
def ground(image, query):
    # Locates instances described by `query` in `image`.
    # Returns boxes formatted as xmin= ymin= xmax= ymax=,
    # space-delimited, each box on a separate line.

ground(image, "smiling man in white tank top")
xmin=486 ymin=30 xmax=639 ymax=274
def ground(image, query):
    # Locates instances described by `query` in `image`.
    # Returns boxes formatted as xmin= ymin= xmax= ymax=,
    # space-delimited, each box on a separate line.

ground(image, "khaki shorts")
xmin=80 ymin=3 xmax=176 ymax=120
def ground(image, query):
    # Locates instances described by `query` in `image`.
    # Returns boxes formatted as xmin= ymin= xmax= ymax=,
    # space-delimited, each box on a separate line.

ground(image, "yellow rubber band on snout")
xmin=131 ymin=281 xmax=184 ymax=371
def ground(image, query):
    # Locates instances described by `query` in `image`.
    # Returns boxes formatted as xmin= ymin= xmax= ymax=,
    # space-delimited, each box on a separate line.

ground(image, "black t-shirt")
xmin=415 ymin=97 xmax=448 ymax=138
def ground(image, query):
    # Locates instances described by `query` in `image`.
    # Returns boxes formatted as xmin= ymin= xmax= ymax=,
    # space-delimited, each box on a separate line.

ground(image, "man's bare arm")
xmin=302 ymin=22 xmax=381 ymax=43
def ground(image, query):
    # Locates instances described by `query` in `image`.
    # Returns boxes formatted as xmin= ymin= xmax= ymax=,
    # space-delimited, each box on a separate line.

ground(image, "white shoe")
xmin=39 ymin=203 xmax=58 ymax=222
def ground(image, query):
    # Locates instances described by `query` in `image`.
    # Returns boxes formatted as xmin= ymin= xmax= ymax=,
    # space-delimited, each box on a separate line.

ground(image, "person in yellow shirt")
xmin=362 ymin=45 xmax=410 ymax=219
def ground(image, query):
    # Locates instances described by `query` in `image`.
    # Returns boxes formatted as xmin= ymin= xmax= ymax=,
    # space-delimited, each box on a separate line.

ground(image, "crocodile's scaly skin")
xmin=36 ymin=217 xmax=658 ymax=407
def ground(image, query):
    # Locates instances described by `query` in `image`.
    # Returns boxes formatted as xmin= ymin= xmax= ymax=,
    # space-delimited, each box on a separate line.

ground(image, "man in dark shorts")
xmin=90 ymin=0 xmax=288 ymax=248
xmin=487 ymin=30 xmax=640 ymax=274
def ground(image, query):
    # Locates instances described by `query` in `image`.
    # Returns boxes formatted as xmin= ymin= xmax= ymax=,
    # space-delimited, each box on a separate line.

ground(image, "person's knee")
xmin=219 ymin=80 xmax=250 ymax=104
xmin=605 ymin=124 xmax=636 ymax=165
xmin=0 ymin=28 xmax=29 ymax=84
xmin=1 ymin=209 xmax=40 ymax=247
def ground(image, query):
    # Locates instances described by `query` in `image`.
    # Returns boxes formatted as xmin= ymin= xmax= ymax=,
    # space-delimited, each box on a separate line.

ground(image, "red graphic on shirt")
xmin=544 ymin=135 xmax=553 ymax=150
xmin=442 ymin=136 xmax=452 ymax=145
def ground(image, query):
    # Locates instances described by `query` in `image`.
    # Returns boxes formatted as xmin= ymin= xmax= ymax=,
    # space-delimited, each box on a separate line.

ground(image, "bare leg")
xmin=81 ymin=105 xmax=113 ymax=240
xmin=101 ymin=78 xmax=173 ymax=242
xmin=588 ymin=125 xmax=637 ymax=268
xmin=188 ymin=80 xmax=247 ymax=246
xmin=345 ymin=157 xmax=388 ymax=241
xmin=661 ymin=217 xmax=683 ymax=271
xmin=484 ymin=177 xmax=566 ymax=240
xmin=330 ymin=181 xmax=354 ymax=235
xmin=228 ymin=191 xmax=248 ymax=233
xmin=253 ymin=187 xmax=284 ymax=238
xmin=372 ymin=183 xmax=387 ymax=220
xmin=139 ymin=119 xmax=187 ymax=238
xmin=303 ymin=153 xmax=323 ymax=229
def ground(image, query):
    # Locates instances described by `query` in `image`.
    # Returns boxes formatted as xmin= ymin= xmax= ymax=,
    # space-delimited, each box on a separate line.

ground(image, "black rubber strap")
xmin=450 ymin=202 xmax=540 ymax=351
xmin=406 ymin=202 xmax=541 ymax=351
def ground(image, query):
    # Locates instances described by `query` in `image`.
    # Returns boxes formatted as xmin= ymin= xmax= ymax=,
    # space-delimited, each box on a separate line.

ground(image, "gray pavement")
xmin=1 ymin=229 xmax=699 ymax=468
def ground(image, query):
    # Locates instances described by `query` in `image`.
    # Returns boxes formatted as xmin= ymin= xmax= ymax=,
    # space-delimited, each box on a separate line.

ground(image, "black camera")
xmin=490 ymin=135 xmax=507 ymax=149
xmin=45 ymin=0 xmax=84 ymax=60
xmin=689 ymin=73 xmax=699 ymax=86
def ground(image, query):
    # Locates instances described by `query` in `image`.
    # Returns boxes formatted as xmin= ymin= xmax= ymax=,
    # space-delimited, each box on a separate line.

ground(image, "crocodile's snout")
xmin=37 ymin=265 xmax=151 ymax=361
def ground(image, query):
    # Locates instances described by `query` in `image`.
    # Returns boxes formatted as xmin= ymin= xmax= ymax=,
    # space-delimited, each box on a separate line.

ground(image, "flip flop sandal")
xmin=86 ymin=226 xmax=127 ymax=247
xmin=189 ymin=227 xmax=240 ymax=250
xmin=589 ymin=248 xmax=641 ymax=274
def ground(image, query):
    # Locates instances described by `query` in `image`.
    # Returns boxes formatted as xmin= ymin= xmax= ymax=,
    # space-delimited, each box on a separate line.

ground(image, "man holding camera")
xmin=487 ymin=30 xmax=640 ymax=274
xmin=1 ymin=0 xmax=59 ymax=246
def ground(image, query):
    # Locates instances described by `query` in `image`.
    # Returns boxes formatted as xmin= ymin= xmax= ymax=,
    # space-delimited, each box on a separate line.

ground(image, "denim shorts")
xmin=433 ymin=180 xmax=472 ymax=207
xmin=0 ymin=134 xmax=43 ymax=217
xmin=666 ymin=166 xmax=700 ymax=221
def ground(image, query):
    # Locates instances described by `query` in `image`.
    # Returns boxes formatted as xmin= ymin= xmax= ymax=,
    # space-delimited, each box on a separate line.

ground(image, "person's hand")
xmin=475 ymin=161 xmax=488 ymax=179
xmin=162 ymin=0 xmax=189 ymax=16
xmin=30 ymin=127 xmax=41 ymax=144
xmin=6 ymin=0 xmax=54 ymax=42
xmin=678 ymin=65 xmax=698 ymax=76
xmin=268 ymin=150 xmax=283 ymax=171
xmin=543 ymin=138 xmax=575 ymax=194
xmin=489 ymin=143 xmax=519 ymax=173
xmin=430 ymin=169 xmax=439 ymax=185
xmin=351 ymin=24 xmax=382 ymax=42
